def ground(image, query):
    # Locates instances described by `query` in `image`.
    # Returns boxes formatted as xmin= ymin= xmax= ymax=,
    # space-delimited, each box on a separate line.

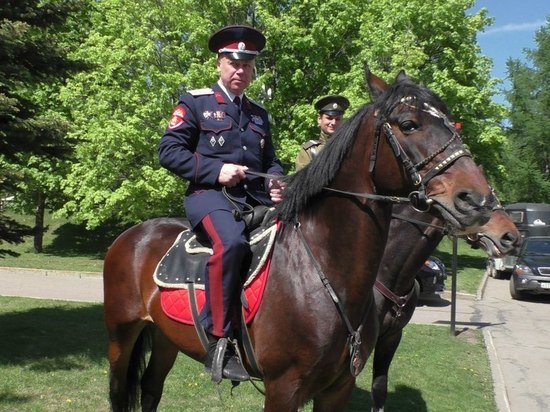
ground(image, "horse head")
xmin=364 ymin=66 xmax=496 ymax=233
xmin=466 ymin=206 xmax=522 ymax=257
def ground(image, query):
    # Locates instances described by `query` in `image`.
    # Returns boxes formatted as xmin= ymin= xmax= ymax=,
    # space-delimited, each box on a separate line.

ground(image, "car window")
xmin=508 ymin=211 xmax=524 ymax=224
xmin=524 ymin=239 xmax=550 ymax=255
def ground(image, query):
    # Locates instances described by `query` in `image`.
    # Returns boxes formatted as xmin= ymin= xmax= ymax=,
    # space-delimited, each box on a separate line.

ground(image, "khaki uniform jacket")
xmin=294 ymin=132 xmax=330 ymax=171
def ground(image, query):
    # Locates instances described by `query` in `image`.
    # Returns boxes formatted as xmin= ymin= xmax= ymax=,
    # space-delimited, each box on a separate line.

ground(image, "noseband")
xmin=370 ymin=97 xmax=471 ymax=211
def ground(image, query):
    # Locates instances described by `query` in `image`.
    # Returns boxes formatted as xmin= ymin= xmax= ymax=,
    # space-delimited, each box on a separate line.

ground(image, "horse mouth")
xmin=430 ymin=198 xmax=489 ymax=234
xmin=476 ymin=235 xmax=502 ymax=257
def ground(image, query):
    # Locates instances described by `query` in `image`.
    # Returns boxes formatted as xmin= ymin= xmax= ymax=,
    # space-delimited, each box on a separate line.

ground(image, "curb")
xmin=0 ymin=266 xmax=102 ymax=278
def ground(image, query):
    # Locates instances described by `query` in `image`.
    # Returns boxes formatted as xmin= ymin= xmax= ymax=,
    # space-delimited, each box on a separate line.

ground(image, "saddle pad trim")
xmin=153 ymin=222 xmax=278 ymax=289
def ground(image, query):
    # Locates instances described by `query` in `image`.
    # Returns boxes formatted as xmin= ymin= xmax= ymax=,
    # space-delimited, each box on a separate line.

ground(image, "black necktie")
xmin=233 ymin=96 xmax=241 ymax=110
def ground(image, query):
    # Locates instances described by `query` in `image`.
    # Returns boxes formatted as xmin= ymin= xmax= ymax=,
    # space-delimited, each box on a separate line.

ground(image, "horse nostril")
xmin=454 ymin=189 xmax=496 ymax=212
xmin=500 ymin=232 xmax=517 ymax=248
xmin=454 ymin=189 xmax=481 ymax=211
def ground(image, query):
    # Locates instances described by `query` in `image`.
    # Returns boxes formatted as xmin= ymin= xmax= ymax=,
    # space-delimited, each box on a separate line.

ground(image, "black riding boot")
xmin=204 ymin=334 xmax=250 ymax=382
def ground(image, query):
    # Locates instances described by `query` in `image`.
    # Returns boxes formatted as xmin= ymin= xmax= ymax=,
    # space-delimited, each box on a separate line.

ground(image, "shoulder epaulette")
xmin=188 ymin=88 xmax=214 ymax=96
xmin=302 ymin=140 xmax=322 ymax=150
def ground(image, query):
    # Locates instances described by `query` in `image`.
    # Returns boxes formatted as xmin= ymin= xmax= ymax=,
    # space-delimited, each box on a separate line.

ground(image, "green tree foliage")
xmin=0 ymin=0 xmax=88 ymax=255
xmin=58 ymin=0 xmax=507 ymax=229
xmin=502 ymin=18 xmax=550 ymax=203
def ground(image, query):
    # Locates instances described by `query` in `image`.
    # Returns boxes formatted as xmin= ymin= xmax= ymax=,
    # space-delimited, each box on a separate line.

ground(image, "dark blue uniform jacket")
xmin=158 ymin=83 xmax=284 ymax=227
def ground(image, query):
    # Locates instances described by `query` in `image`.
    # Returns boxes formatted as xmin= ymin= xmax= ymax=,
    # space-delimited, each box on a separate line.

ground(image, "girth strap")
xmin=187 ymin=282 xmax=209 ymax=350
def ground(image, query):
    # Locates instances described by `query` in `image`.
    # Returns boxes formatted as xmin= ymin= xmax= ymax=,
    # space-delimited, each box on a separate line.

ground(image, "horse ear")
xmin=396 ymin=70 xmax=409 ymax=83
xmin=365 ymin=62 xmax=389 ymax=100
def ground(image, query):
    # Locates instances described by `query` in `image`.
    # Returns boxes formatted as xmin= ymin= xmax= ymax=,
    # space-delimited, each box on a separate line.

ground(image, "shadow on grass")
xmin=0 ymin=301 xmax=106 ymax=368
xmin=350 ymin=383 xmax=427 ymax=411
xmin=43 ymin=221 xmax=131 ymax=258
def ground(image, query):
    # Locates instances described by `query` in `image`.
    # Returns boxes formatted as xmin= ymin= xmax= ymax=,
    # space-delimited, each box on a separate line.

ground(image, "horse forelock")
xmin=375 ymin=79 xmax=450 ymax=121
xmin=277 ymin=104 xmax=372 ymax=223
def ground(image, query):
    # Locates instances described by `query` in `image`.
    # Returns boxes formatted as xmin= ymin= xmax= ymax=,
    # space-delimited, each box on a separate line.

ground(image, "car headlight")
xmin=424 ymin=259 xmax=439 ymax=271
xmin=514 ymin=264 xmax=534 ymax=276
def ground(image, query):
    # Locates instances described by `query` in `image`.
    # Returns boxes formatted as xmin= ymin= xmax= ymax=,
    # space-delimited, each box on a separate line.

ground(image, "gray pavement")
xmin=1 ymin=266 xmax=549 ymax=411
xmin=0 ymin=266 xmax=103 ymax=302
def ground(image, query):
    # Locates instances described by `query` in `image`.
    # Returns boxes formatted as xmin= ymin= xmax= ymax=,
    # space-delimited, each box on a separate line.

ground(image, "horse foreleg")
xmin=262 ymin=373 xmax=307 ymax=412
xmin=312 ymin=376 xmax=356 ymax=412
xmin=140 ymin=328 xmax=179 ymax=412
xmin=371 ymin=330 xmax=403 ymax=412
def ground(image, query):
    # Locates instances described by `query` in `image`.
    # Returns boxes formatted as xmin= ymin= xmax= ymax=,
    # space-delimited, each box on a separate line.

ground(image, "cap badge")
xmin=238 ymin=42 xmax=246 ymax=51
xmin=332 ymin=103 xmax=338 ymax=109
xmin=251 ymin=115 xmax=263 ymax=125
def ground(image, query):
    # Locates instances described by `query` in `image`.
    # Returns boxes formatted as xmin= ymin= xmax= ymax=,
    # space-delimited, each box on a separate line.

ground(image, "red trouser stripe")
xmin=201 ymin=215 xmax=225 ymax=337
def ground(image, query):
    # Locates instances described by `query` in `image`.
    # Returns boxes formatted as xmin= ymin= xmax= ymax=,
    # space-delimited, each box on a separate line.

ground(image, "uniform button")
xmin=243 ymin=145 xmax=247 ymax=151
xmin=240 ymin=128 xmax=245 ymax=132
xmin=243 ymin=184 xmax=248 ymax=189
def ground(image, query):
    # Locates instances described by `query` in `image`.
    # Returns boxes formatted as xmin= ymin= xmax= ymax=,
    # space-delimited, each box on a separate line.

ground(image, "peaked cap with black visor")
xmin=315 ymin=95 xmax=350 ymax=116
xmin=208 ymin=25 xmax=266 ymax=60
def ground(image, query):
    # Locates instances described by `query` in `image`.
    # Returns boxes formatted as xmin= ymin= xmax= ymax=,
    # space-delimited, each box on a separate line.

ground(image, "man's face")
xmin=217 ymin=55 xmax=255 ymax=95
xmin=317 ymin=113 xmax=343 ymax=136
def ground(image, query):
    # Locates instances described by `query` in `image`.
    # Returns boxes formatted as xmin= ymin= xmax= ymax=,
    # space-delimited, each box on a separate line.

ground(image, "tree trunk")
xmin=34 ymin=192 xmax=46 ymax=253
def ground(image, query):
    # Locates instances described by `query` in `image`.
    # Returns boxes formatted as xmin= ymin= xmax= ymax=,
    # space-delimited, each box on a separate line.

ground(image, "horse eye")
xmin=400 ymin=120 xmax=418 ymax=132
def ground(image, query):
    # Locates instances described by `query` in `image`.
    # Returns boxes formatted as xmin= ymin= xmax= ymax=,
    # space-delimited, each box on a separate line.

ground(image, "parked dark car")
xmin=509 ymin=236 xmax=550 ymax=300
xmin=416 ymin=256 xmax=446 ymax=300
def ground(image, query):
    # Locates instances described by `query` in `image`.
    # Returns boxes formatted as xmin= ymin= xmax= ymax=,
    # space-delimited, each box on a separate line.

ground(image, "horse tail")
xmin=112 ymin=325 xmax=152 ymax=411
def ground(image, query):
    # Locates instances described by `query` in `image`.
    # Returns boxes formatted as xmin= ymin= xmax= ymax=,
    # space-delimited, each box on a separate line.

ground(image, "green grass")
xmin=0 ymin=296 xmax=495 ymax=411
xmin=434 ymin=237 xmax=489 ymax=295
xmin=0 ymin=212 xmax=125 ymax=273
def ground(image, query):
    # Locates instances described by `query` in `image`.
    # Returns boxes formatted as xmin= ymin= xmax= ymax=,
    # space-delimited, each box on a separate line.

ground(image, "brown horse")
xmin=370 ymin=203 xmax=520 ymax=411
xmin=103 ymin=68 xmax=496 ymax=411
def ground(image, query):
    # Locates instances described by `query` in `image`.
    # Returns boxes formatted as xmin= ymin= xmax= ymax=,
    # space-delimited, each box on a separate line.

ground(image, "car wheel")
xmin=509 ymin=276 xmax=526 ymax=300
xmin=493 ymin=269 xmax=505 ymax=280
xmin=486 ymin=260 xmax=494 ymax=278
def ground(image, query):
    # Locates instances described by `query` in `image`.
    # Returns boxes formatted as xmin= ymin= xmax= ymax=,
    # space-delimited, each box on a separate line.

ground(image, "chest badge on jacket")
xmin=251 ymin=115 xmax=263 ymax=125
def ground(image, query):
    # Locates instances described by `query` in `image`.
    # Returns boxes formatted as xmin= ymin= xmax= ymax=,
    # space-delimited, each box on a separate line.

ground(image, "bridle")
xmin=369 ymin=97 xmax=472 ymax=212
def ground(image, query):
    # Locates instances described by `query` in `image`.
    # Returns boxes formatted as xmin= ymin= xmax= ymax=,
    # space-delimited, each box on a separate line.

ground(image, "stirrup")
xmin=211 ymin=337 xmax=228 ymax=384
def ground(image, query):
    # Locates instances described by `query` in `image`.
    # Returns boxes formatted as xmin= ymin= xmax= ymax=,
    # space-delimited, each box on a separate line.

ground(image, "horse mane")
xmin=277 ymin=74 xmax=451 ymax=223
xmin=277 ymin=104 xmax=371 ymax=223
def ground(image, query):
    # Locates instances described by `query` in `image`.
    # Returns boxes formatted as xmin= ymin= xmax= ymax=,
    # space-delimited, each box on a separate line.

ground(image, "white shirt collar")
xmin=217 ymin=80 xmax=243 ymax=103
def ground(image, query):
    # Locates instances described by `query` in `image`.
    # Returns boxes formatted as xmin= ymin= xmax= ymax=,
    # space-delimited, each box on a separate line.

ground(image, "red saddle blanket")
xmin=160 ymin=248 xmax=273 ymax=325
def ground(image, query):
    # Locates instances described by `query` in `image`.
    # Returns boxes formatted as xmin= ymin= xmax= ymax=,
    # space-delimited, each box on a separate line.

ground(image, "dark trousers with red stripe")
xmin=198 ymin=210 xmax=250 ymax=337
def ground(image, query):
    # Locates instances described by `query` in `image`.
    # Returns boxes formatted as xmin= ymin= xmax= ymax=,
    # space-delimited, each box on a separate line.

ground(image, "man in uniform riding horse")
xmin=294 ymin=94 xmax=349 ymax=171
xmin=158 ymin=24 xmax=285 ymax=381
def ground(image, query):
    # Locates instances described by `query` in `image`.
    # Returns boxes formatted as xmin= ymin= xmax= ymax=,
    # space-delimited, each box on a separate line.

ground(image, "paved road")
xmin=0 ymin=267 xmax=103 ymax=302
xmin=1 ymin=266 xmax=550 ymax=411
